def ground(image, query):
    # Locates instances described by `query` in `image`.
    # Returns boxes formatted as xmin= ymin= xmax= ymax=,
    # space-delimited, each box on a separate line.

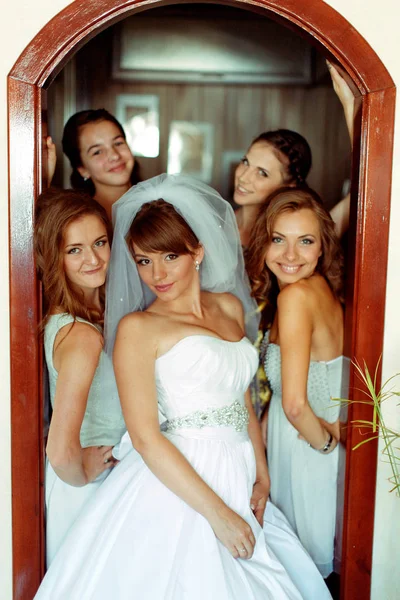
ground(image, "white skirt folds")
xmin=45 ymin=460 xmax=112 ymax=566
xmin=38 ymin=431 xmax=331 ymax=599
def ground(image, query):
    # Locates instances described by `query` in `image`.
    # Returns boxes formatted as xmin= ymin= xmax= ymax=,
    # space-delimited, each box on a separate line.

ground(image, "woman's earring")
xmin=195 ymin=260 xmax=200 ymax=272
xmin=83 ymin=176 xmax=89 ymax=182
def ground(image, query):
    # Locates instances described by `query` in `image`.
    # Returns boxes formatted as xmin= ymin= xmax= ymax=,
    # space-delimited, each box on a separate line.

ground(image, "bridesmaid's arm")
xmin=327 ymin=62 xmax=355 ymax=238
xmin=113 ymin=312 xmax=256 ymax=559
xmin=327 ymin=61 xmax=354 ymax=145
xmin=277 ymin=284 xmax=338 ymax=451
xmin=47 ymin=322 xmax=115 ymax=486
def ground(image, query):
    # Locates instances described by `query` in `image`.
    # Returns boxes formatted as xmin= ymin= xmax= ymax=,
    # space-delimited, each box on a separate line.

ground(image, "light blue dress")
xmin=44 ymin=313 xmax=126 ymax=566
xmin=264 ymin=331 xmax=349 ymax=577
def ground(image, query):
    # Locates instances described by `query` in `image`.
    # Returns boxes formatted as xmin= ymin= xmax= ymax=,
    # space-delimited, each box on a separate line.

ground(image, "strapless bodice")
xmin=155 ymin=336 xmax=258 ymax=421
xmin=264 ymin=336 xmax=349 ymax=423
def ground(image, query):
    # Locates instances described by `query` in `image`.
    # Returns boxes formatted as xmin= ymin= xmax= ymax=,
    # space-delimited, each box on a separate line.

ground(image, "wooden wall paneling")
xmin=222 ymin=84 xmax=239 ymax=148
xmin=303 ymin=86 xmax=351 ymax=207
xmin=259 ymin=86 xmax=282 ymax=130
xmin=46 ymin=70 xmax=66 ymax=188
xmin=316 ymin=88 xmax=337 ymax=205
xmin=157 ymin=84 xmax=170 ymax=180
xmin=300 ymin=87 xmax=322 ymax=190
xmin=199 ymin=84 xmax=225 ymax=184
xmin=283 ymin=86 xmax=304 ymax=132
xmin=257 ymin=86 xmax=271 ymax=136
xmin=236 ymin=85 xmax=257 ymax=140
xmin=175 ymin=85 xmax=199 ymax=121
xmin=159 ymin=83 xmax=177 ymax=180
xmin=8 ymin=1 xmax=395 ymax=598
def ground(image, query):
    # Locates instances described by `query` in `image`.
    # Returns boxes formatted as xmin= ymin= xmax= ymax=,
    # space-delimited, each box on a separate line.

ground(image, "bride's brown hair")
xmin=34 ymin=188 xmax=112 ymax=328
xmin=126 ymin=199 xmax=200 ymax=255
xmin=246 ymin=187 xmax=343 ymax=325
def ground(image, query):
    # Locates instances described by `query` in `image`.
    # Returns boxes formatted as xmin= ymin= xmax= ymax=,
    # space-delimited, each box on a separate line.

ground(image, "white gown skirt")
xmin=36 ymin=429 xmax=331 ymax=599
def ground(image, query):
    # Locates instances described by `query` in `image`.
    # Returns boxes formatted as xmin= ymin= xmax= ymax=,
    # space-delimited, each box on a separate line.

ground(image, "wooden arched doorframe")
xmin=8 ymin=1 xmax=395 ymax=598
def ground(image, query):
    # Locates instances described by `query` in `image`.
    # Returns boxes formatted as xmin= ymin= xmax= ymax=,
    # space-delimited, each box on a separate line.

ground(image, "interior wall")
xmin=49 ymin=24 xmax=350 ymax=208
xmin=1 ymin=2 xmax=399 ymax=599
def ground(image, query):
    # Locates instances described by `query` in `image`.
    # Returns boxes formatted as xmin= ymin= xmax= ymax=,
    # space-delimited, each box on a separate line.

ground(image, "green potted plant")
xmin=335 ymin=359 xmax=400 ymax=495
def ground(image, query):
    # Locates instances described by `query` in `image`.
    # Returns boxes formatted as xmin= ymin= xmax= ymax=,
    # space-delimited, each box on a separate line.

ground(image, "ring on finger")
xmin=239 ymin=547 xmax=246 ymax=554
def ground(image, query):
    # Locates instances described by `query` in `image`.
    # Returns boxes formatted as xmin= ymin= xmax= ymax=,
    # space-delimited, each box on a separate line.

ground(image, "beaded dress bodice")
xmin=44 ymin=314 xmax=126 ymax=447
xmin=155 ymin=335 xmax=258 ymax=432
xmin=264 ymin=332 xmax=348 ymax=423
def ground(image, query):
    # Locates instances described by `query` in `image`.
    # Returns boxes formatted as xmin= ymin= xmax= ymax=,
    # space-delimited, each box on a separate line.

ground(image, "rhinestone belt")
xmin=164 ymin=400 xmax=249 ymax=433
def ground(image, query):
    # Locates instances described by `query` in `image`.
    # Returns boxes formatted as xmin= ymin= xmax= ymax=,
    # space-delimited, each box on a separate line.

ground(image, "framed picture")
xmin=220 ymin=151 xmax=244 ymax=203
xmin=167 ymin=121 xmax=214 ymax=183
xmin=115 ymin=94 xmax=160 ymax=158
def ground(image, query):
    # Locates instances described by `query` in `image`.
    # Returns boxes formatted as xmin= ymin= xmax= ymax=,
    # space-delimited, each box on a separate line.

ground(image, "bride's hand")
xmin=207 ymin=504 xmax=256 ymax=559
xmin=250 ymin=478 xmax=270 ymax=526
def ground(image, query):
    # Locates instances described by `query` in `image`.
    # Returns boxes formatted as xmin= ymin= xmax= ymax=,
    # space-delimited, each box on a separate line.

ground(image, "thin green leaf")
xmin=337 ymin=359 xmax=400 ymax=494
xmin=352 ymin=436 xmax=379 ymax=451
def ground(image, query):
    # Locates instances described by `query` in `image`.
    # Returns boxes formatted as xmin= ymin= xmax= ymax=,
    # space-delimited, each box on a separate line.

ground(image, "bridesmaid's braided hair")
xmin=252 ymin=129 xmax=312 ymax=186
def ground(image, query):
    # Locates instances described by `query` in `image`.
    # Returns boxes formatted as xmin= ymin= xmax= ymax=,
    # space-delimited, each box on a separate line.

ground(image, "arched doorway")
xmin=8 ymin=1 xmax=395 ymax=598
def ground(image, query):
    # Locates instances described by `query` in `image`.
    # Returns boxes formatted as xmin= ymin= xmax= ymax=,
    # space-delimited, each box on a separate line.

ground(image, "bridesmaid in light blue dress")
xmin=35 ymin=188 xmax=126 ymax=565
xmin=246 ymin=186 xmax=345 ymax=577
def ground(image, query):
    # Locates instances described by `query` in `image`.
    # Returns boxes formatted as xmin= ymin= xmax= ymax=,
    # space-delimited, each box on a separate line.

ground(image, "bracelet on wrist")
xmin=308 ymin=432 xmax=334 ymax=453
xmin=318 ymin=433 xmax=333 ymax=454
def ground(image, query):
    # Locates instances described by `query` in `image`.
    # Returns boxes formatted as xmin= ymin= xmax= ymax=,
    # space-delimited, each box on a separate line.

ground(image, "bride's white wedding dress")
xmin=35 ymin=336 xmax=331 ymax=599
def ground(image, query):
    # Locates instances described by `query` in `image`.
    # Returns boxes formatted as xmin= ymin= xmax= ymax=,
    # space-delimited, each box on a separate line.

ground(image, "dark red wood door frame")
xmin=8 ymin=1 xmax=395 ymax=598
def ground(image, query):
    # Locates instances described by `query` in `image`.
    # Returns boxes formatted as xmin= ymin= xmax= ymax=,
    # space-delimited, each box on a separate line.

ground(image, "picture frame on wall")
xmin=115 ymin=93 xmax=160 ymax=158
xmin=167 ymin=121 xmax=214 ymax=183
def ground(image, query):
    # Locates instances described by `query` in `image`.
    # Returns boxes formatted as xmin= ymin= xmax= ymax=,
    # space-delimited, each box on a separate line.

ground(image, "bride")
xmin=35 ymin=174 xmax=331 ymax=599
